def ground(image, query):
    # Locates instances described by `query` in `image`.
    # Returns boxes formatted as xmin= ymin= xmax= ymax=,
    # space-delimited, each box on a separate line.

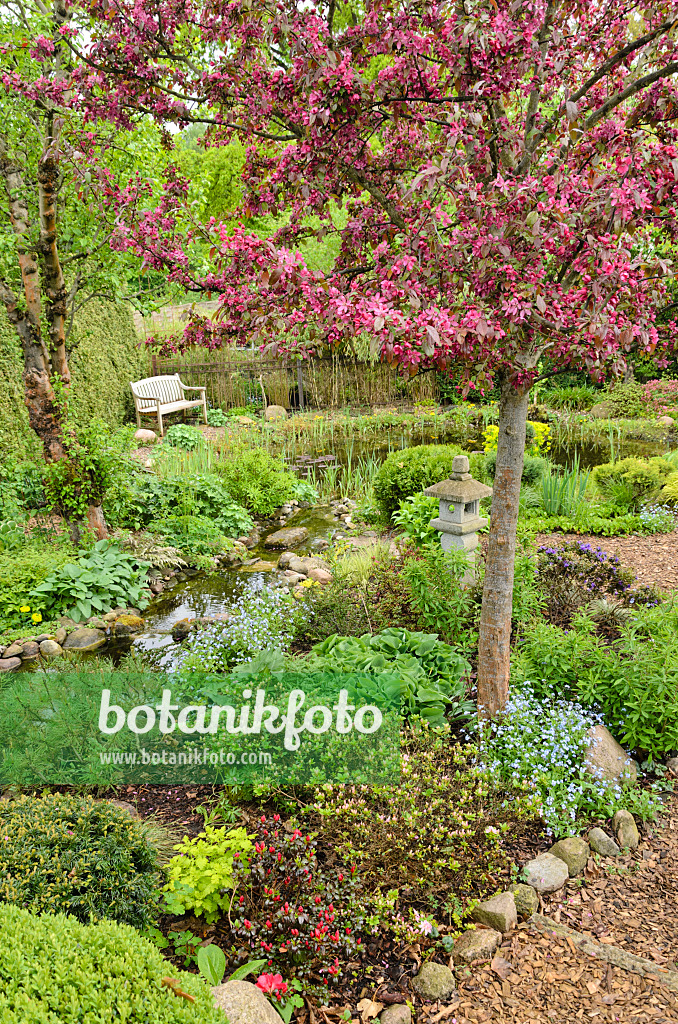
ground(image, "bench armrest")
xmin=178 ymin=384 xmax=206 ymax=392
xmin=134 ymin=393 xmax=163 ymax=403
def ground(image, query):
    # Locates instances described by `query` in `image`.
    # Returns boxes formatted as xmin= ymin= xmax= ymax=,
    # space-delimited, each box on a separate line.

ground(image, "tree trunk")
xmin=39 ymin=140 xmax=71 ymax=384
xmin=477 ymin=376 xmax=530 ymax=718
xmin=86 ymin=503 xmax=109 ymax=540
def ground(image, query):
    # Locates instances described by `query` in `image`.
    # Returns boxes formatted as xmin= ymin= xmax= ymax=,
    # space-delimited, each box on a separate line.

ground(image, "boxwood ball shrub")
xmin=0 ymin=793 xmax=161 ymax=928
xmin=374 ymin=443 xmax=465 ymax=523
xmin=0 ymin=904 xmax=225 ymax=1024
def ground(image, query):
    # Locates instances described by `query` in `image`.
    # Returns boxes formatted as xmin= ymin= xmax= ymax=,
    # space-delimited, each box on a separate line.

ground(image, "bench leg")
xmin=202 ymin=396 xmax=208 ymax=425
xmin=135 ymin=408 xmax=141 ymax=430
xmin=158 ymin=411 xmax=164 ymax=436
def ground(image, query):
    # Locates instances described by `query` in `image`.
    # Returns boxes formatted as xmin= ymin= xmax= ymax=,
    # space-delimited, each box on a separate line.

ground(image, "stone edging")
xmin=528 ymin=912 xmax=678 ymax=994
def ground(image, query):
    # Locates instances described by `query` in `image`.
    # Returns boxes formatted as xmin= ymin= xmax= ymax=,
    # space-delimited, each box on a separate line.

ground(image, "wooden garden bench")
xmin=130 ymin=374 xmax=208 ymax=436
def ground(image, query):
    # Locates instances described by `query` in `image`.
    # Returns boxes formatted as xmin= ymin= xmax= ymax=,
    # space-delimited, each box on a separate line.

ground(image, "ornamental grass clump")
xmin=0 ymin=793 xmax=161 ymax=928
xmin=477 ymin=684 xmax=662 ymax=838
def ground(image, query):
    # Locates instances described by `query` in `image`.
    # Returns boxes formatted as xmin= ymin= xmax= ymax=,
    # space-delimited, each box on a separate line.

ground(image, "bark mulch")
xmin=535 ymin=530 xmax=678 ymax=592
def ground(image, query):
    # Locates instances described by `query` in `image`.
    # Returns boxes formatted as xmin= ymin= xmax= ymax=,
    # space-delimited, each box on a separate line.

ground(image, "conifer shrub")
xmin=0 ymin=793 xmax=160 ymax=928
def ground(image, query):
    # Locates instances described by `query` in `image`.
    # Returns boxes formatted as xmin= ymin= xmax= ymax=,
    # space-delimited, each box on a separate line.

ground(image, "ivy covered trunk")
xmin=477 ymin=377 xmax=530 ymax=718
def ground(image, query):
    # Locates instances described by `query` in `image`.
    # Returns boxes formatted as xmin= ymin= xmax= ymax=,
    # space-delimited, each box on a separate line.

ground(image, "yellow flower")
xmin=19 ymin=605 xmax=31 ymax=613
xmin=31 ymin=613 xmax=42 ymax=623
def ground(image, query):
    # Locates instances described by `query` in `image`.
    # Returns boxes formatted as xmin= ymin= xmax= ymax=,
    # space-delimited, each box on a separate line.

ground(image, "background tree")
xmin=63 ymin=0 xmax=678 ymax=707
xmin=0 ymin=0 xmax=169 ymax=532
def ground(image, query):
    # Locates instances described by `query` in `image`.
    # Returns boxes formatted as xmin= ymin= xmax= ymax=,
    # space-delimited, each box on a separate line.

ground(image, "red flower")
xmin=256 ymin=973 xmax=286 ymax=996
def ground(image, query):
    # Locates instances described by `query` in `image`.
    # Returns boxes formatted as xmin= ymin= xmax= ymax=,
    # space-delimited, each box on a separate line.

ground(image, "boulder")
xmin=211 ymin=980 xmax=282 ymax=1024
xmin=523 ymin=853 xmax=569 ymax=894
xmin=86 ymin=617 xmax=107 ymax=631
xmin=277 ymin=550 xmax=297 ymax=569
xmin=241 ymin=560 xmax=276 ymax=572
xmin=380 ymin=1006 xmax=412 ymax=1024
xmin=589 ymin=401 xmax=616 ymax=419
xmin=410 ymin=962 xmax=455 ymax=1001
xmin=612 ymin=809 xmax=640 ymax=851
xmin=62 ymin=627 xmax=107 ymax=652
xmin=264 ymin=526 xmax=309 ymax=549
xmin=104 ymin=798 xmax=139 ymax=819
xmin=658 ymin=415 xmax=675 ymax=428
xmin=584 ymin=724 xmax=637 ymax=784
xmin=548 ymin=837 xmax=590 ymax=877
xmin=509 ymin=883 xmax=539 ymax=919
xmin=102 ymin=610 xmax=119 ymax=622
xmin=0 ymin=657 xmax=21 ymax=672
xmin=470 ymin=891 xmax=517 ymax=933
xmin=54 ymin=627 xmax=67 ymax=645
xmin=3 ymin=643 xmax=24 ymax=660
xmin=113 ymin=614 xmax=145 ymax=636
xmin=307 ymin=566 xmax=333 ymax=584
xmin=39 ymin=639 xmax=63 ymax=659
xmin=666 ymin=756 xmax=678 ymax=776
xmin=20 ymin=641 xmax=40 ymax=659
xmin=172 ymin=619 xmax=193 ymax=641
xmin=283 ymin=571 xmax=306 ymax=585
xmin=264 ymin=404 xmax=287 ymax=421
xmin=236 ymin=416 xmax=256 ymax=425
xmin=134 ymin=428 xmax=157 ymax=443
xmin=288 ymin=555 xmax=331 ymax=575
xmin=588 ymin=827 xmax=621 ymax=858
xmin=451 ymin=927 xmax=502 ymax=965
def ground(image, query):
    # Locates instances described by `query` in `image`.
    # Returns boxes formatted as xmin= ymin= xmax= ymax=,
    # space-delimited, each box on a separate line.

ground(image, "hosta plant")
xmin=30 ymin=539 xmax=151 ymax=621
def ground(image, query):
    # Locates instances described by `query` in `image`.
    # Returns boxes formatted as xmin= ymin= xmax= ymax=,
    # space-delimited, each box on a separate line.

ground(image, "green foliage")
xmin=392 ymin=492 xmax=439 ymax=545
xmin=540 ymin=455 xmax=590 ymax=516
xmin=401 ymin=545 xmax=477 ymax=650
xmin=482 ymin=451 xmax=548 ymax=486
xmin=544 ymin=385 xmax=599 ymax=410
xmin=164 ymin=423 xmax=205 ymax=450
xmin=374 ymin=443 xmax=464 ymax=523
xmin=308 ymin=728 xmax=537 ymax=914
xmin=44 ymin=419 xmax=136 ymax=519
xmin=164 ymin=826 xmax=253 ymax=923
xmin=306 ymin=627 xmax=472 ymax=726
xmin=0 ymin=904 xmax=224 ymax=1023
xmin=0 ymin=793 xmax=160 ymax=928
xmin=30 ymin=539 xmax=151 ymax=621
xmin=591 ymin=456 xmax=677 ymax=508
xmin=197 ymin=944 xmax=227 ymax=986
xmin=513 ymin=605 xmax=678 ymax=757
xmin=0 ymin=518 xmax=26 ymax=553
xmin=115 ymin=471 xmax=253 ymax=536
xmin=215 ymin=446 xmax=296 ymax=515
xmin=206 ymin=406 xmax=229 ymax=426
xmin=151 ymin=514 xmax=232 ymax=560
xmin=600 ymin=379 xmax=648 ymax=418
xmin=0 ymin=544 xmax=74 ymax=625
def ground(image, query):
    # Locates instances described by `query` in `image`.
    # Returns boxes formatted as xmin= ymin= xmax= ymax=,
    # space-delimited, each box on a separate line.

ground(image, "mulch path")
xmin=535 ymin=530 xmax=678 ymax=592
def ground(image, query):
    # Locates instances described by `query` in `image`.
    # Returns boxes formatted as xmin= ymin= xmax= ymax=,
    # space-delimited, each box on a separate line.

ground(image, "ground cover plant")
xmin=476 ymin=683 xmax=663 ymax=837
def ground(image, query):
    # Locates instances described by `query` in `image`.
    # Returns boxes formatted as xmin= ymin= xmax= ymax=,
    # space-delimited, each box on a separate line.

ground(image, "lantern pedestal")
xmin=423 ymin=455 xmax=493 ymax=582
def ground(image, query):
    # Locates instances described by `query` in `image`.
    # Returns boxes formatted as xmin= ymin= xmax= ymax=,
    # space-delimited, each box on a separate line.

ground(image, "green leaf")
xmin=197 ymin=943 xmax=226 ymax=985
xmin=229 ymin=958 xmax=269 ymax=981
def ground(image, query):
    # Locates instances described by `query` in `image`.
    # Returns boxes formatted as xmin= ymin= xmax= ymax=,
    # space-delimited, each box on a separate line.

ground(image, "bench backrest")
xmin=131 ymin=374 xmax=183 ymax=409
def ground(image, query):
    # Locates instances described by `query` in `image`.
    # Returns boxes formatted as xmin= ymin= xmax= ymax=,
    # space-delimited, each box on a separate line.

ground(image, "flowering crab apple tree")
xmin=71 ymin=0 xmax=678 ymax=714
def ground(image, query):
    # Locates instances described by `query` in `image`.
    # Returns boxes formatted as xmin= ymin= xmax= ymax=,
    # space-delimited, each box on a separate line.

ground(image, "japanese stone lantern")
xmin=423 ymin=455 xmax=493 ymax=576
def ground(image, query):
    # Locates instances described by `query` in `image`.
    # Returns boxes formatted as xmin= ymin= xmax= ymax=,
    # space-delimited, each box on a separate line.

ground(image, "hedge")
xmin=0 ymin=300 xmax=144 ymax=458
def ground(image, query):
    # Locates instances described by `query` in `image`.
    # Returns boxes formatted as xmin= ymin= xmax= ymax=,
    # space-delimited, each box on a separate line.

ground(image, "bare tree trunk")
xmin=39 ymin=137 xmax=71 ymax=384
xmin=477 ymin=376 xmax=530 ymax=718
xmin=0 ymin=139 xmax=66 ymax=461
